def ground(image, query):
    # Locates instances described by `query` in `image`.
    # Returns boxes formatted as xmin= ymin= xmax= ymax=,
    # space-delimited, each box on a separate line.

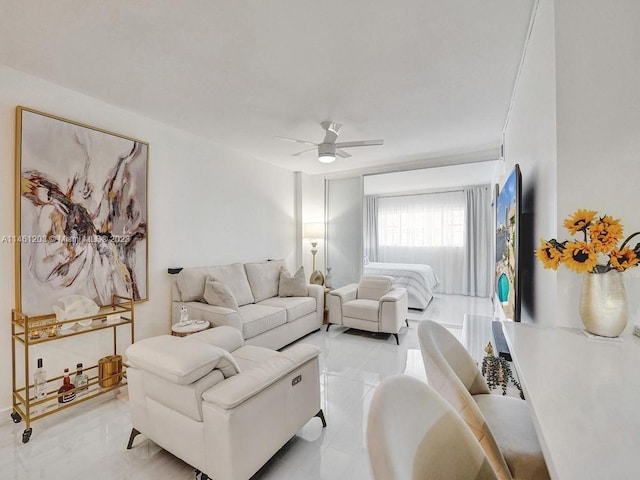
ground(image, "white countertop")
xmin=502 ymin=322 xmax=640 ymax=480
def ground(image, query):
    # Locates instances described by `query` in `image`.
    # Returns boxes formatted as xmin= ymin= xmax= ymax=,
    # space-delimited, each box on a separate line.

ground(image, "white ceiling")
xmin=0 ymin=1 xmax=534 ymax=175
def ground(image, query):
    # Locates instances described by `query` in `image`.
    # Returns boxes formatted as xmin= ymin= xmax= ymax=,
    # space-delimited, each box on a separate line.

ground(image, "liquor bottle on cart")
xmin=58 ymin=368 xmax=76 ymax=403
xmin=73 ymin=363 xmax=89 ymax=396
xmin=33 ymin=358 xmax=47 ymax=399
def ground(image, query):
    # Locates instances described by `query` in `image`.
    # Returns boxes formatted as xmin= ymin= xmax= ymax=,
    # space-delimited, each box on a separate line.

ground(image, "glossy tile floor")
xmin=0 ymin=294 xmax=492 ymax=480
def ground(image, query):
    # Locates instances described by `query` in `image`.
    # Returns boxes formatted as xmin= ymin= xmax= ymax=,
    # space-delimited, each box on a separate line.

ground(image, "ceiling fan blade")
xmin=334 ymin=139 xmax=384 ymax=149
xmin=274 ymin=136 xmax=318 ymax=146
xmin=292 ymin=146 xmax=318 ymax=157
xmin=335 ymin=149 xmax=352 ymax=158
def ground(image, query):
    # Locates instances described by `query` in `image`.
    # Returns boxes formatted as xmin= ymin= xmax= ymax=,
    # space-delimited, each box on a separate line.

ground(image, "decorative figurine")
xmin=484 ymin=341 xmax=494 ymax=357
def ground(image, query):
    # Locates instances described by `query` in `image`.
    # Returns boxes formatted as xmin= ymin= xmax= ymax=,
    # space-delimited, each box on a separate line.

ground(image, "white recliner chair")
xmin=327 ymin=275 xmax=408 ymax=344
xmin=418 ymin=320 xmax=549 ymax=480
xmin=125 ymin=326 xmax=325 ymax=480
xmin=367 ymin=375 xmax=499 ymax=480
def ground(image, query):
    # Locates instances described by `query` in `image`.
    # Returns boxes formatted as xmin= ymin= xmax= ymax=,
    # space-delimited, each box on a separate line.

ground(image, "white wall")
xmin=502 ymin=0 xmax=558 ymax=325
xmin=0 ymin=65 xmax=295 ymax=411
xmin=503 ymin=0 xmax=640 ymax=329
xmin=554 ymin=0 xmax=640 ymax=329
xmin=301 ymin=173 xmax=326 ymax=279
xmin=364 ymin=161 xmax=498 ymax=196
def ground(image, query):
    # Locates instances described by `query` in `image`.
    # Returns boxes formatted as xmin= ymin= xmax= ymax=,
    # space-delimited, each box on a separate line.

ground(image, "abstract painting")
xmin=15 ymin=107 xmax=148 ymax=315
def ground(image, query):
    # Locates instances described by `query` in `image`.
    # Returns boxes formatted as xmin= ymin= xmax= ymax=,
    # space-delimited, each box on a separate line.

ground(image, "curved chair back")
xmin=418 ymin=320 xmax=512 ymax=480
xmin=367 ymin=375 xmax=499 ymax=480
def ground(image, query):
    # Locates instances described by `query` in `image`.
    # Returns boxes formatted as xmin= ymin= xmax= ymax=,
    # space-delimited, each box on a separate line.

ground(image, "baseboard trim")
xmin=0 ymin=406 xmax=14 ymax=426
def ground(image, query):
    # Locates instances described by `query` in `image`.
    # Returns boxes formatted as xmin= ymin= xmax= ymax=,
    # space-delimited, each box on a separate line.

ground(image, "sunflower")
xmin=609 ymin=247 xmax=639 ymax=271
xmin=589 ymin=215 xmax=623 ymax=253
xmin=561 ymin=241 xmax=598 ymax=273
xmin=535 ymin=239 xmax=563 ymax=270
xmin=563 ymin=209 xmax=597 ymax=235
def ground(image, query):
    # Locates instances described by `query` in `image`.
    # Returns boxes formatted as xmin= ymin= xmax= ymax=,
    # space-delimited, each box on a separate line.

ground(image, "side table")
xmin=171 ymin=320 xmax=211 ymax=337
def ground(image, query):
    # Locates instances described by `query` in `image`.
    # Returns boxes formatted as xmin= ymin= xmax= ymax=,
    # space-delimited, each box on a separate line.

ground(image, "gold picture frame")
xmin=15 ymin=106 xmax=149 ymax=314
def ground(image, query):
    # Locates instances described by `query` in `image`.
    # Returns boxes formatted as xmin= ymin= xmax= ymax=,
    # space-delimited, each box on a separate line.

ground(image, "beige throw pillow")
xmin=203 ymin=277 xmax=239 ymax=311
xmin=278 ymin=266 xmax=308 ymax=297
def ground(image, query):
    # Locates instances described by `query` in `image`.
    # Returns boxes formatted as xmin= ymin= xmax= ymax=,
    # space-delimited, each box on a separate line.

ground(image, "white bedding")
xmin=363 ymin=262 xmax=440 ymax=310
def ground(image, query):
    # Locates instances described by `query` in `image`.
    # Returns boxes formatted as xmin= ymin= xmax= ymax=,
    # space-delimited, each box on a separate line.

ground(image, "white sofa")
xmin=171 ymin=261 xmax=324 ymax=350
xmin=126 ymin=326 xmax=325 ymax=480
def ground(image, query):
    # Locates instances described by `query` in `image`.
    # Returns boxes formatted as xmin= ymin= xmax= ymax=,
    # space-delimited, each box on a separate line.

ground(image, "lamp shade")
xmin=303 ymin=222 xmax=325 ymax=239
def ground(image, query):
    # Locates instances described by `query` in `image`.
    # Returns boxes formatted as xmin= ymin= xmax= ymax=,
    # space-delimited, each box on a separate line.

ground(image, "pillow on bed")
xmin=364 ymin=255 xmax=369 ymax=265
xmin=278 ymin=266 xmax=308 ymax=297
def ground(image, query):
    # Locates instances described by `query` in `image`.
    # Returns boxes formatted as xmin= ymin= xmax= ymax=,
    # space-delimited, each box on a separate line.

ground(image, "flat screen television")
xmin=495 ymin=164 xmax=521 ymax=322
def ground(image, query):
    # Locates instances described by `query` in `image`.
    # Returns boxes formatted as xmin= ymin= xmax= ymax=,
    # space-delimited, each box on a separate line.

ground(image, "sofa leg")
xmin=394 ymin=333 xmax=399 ymax=345
xmin=126 ymin=427 xmax=141 ymax=449
xmin=194 ymin=469 xmax=210 ymax=480
xmin=315 ymin=409 xmax=327 ymax=428
xmin=326 ymin=323 xmax=331 ymax=332
xmin=405 ymin=319 xmax=409 ymax=327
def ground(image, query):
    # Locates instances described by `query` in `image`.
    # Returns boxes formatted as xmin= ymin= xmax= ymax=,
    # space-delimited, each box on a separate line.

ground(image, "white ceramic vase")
xmin=579 ymin=270 xmax=628 ymax=337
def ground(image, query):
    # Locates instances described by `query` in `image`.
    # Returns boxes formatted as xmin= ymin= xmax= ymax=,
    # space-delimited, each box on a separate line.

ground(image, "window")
xmin=377 ymin=191 xmax=465 ymax=247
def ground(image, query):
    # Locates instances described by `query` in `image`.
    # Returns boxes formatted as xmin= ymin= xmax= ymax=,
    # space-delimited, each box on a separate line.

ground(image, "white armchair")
xmin=125 ymin=326 xmax=325 ymax=480
xmin=327 ymin=276 xmax=408 ymax=344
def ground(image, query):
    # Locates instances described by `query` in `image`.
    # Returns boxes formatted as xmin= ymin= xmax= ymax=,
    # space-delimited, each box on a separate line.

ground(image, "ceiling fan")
xmin=275 ymin=121 xmax=384 ymax=163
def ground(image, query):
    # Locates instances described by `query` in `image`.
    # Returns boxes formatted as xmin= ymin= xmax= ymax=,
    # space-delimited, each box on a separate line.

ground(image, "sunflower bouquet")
xmin=536 ymin=209 xmax=640 ymax=274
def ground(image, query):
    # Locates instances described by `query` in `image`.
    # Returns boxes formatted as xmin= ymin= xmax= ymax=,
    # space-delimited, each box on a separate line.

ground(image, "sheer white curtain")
xmin=377 ymin=191 xmax=465 ymax=294
xmin=376 ymin=187 xmax=491 ymax=296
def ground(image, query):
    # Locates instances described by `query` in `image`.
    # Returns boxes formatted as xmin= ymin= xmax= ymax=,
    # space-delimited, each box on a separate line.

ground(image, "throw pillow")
xmin=203 ymin=277 xmax=239 ymax=311
xmin=278 ymin=266 xmax=308 ymax=297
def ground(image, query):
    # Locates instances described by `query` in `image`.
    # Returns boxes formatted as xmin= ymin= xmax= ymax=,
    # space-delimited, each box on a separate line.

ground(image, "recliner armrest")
xmin=329 ymin=284 xmax=358 ymax=303
xmin=202 ymin=344 xmax=320 ymax=409
xmin=126 ymin=335 xmax=240 ymax=384
xmin=380 ymin=287 xmax=408 ymax=303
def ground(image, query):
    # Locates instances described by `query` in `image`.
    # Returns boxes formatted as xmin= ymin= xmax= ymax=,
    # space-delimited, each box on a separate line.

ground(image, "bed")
xmin=363 ymin=262 xmax=439 ymax=310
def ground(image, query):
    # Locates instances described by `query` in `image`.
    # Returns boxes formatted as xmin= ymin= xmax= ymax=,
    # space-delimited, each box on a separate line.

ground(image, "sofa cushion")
xmin=207 ymin=263 xmax=255 ymax=306
xmin=343 ymin=299 xmax=380 ymax=322
xmin=238 ymin=304 xmax=287 ymax=339
xmin=244 ymin=260 xmax=285 ymax=303
xmin=278 ymin=266 xmax=308 ymax=297
xmin=203 ymin=277 xmax=239 ymax=311
xmin=125 ymin=335 xmax=240 ymax=385
xmin=175 ymin=267 xmax=210 ymax=302
xmin=141 ymin=368 xmax=224 ymax=422
xmin=258 ymin=296 xmax=316 ymax=322
xmin=175 ymin=264 xmax=255 ymax=306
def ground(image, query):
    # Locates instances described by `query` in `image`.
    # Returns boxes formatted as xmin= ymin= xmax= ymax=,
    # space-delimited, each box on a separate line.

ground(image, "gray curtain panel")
xmin=462 ymin=186 xmax=492 ymax=297
xmin=363 ymin=195 xmax=378 ymax=262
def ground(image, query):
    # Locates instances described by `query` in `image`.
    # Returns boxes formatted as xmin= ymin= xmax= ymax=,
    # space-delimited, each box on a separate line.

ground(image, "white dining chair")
xmin=367 ymin=374 xmax=499 ymax=480
xmin=417 ymin=320 xmax=549 ymax=480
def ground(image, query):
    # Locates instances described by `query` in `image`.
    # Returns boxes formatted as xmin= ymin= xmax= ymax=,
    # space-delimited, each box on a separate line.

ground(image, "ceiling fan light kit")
xmin=318 ymin=143 xmax=336 ymax=163
xmin=275 ymin=121 xmax=384 ymax=163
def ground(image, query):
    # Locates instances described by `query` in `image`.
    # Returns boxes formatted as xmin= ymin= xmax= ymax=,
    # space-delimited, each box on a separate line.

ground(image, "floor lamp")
xmin=303 ymin=222 xmax=325 ymax=285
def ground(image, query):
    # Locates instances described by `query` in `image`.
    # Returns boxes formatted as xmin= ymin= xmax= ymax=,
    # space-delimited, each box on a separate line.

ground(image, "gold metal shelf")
xmin=11 ymin=295 xmax=134 ymax=443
